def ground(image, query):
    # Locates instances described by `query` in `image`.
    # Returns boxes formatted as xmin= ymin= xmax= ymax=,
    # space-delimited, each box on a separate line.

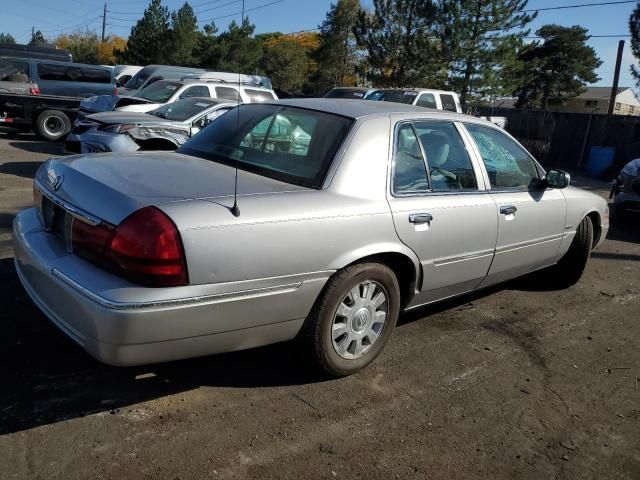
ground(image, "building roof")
xmin=578 ymin=86 xmax=630 ymax=99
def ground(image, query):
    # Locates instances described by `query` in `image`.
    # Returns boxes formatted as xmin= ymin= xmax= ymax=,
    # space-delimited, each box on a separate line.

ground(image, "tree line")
xmin=0 ymin=0 xmax=612 ymax=109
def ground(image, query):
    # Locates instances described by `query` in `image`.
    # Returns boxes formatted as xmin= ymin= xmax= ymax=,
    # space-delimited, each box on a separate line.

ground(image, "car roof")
xmin=266 ymin=98 xmax=485 ymax=123
xmin=370 ymin=87 xmax=458 ymax=95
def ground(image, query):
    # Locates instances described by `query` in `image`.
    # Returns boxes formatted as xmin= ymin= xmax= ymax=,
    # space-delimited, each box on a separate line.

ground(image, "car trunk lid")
xmin=35 ymin=153 xmax=307 ymax=225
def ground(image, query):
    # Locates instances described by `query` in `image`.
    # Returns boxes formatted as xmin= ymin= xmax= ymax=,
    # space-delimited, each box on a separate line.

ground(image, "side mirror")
xmin=545 ymin=168 xmax=570 ymax=189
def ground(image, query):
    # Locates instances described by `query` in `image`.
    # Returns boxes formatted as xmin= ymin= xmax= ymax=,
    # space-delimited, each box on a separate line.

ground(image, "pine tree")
xmin=315 ymin=0 xmax=361 ymax=91
xmin=167 ymin=2 xmax=199 ymax=66
xmin=630 ymin=2 xmax=640 ymax=87
xmin=355 ymin=0 xmax=441 ymax=88
xmin=29 ymin=30 xmax=47 ymax=46
xmin=0 ymin=33 xmax=16 ymax=45
xmin=438 ymin=0 xmax=536 ymax=107
xmin=514 ymin=25 xmax=602 ymax=110
xmin=215 ymin=18 xmax=263 ymax=73
xmin=121 ymin=0 xmax=171 ymax=65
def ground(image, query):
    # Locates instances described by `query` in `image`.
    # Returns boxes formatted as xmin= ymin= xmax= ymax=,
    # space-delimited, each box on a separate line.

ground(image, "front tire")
xmin=299 ymin=262 xmax=401 ymax=377
xmin=550 ymin=216 xmax=594 ymax=287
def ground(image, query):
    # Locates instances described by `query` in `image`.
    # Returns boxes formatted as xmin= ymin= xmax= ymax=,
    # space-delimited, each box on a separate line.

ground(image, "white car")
xmin=366 ymin=88 xmax=462 ymax=113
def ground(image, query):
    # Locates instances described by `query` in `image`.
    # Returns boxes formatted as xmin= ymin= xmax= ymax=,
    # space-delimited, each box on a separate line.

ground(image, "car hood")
xmin=36 ymin=153 xmax=306 ymax=225
xmin=81 ymin=94 xmax=155 ymax=114
xmin=115 ymin=103 xmax=162 ymax=113
xmin=86 ymin=111 xmax=172 ymax=125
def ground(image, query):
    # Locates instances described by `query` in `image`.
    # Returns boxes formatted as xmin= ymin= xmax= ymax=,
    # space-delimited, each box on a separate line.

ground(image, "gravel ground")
xmin=1 ymin=129 xmax=639 ymax=480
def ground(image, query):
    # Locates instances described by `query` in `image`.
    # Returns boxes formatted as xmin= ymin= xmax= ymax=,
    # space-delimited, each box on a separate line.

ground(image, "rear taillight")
xmin=71 ymin=206 xmax=188 ymax=287
xmin=30 ymin=87 xmax=40 ymax=95
xmin=114 ymin=87 xmax=118 ymax=96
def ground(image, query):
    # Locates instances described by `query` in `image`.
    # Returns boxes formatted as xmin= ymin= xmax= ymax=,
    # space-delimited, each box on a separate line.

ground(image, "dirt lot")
xmin=0 ymin=129 xmax=639 ymax=480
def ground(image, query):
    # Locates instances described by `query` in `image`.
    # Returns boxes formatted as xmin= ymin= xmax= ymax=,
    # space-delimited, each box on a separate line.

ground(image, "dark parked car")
xmin=0 ymin=57 xmax=115 ymax=98
xmin=0 ymin=43 xmax=72 ymax=62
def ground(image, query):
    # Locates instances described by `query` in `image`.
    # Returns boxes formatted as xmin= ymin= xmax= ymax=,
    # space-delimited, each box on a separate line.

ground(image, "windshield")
xmin=150 ymin=98 xmax=218 ymax=121
xmin=134 ymin=80 xmax=181 ymax=103
xmin=124 ymin=71 xmax=149 ymax=90
xmin=178 ymin=104 xmax=353 ymax=188
xmin=366 ymin=90 xmax=417 ymax=104
xmin=325 ymin=88 xmax=368 ymax=99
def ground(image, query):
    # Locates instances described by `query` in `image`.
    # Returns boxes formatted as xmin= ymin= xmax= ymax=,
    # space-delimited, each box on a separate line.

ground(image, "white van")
xmin=365 ymin=88 xmax=462 ymax=113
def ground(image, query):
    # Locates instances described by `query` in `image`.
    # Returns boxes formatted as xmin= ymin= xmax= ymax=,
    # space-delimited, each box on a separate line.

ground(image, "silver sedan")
xmin=64 ymin=97 xmax=235 ymax=154
xmin=14 ymin=99 xmax=609 ymax=377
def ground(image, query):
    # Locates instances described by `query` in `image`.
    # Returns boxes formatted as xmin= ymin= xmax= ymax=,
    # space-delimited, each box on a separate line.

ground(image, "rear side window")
xmin=215 ymin=86 xmax=241 ymax=101
xmin=439 ymin=94 xmax=458 ymax=112
xmin=37 ymin=63 xmax=112 ymax=83
xmin=394 ymin=124 xmax=429 ymax=193
xmin=416 ymin=93 xmax=437 ymax=109
xmin=0 ymin=60 xmax=30 ymax=82
xmin=179 ymin=85 xmax=210 ymax=99
xmin=245 ymin=89 xmax=275 ymax=102
xmin=415 ymin=122 xmax=477 ymax=191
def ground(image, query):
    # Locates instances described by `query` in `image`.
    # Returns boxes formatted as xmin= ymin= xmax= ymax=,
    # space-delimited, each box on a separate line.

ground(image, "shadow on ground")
xmin=8 ymin=141 xmax=64 ymax=156
xmin=0 ymin=211 xmax=637 ymax=436
xmin=0 ymin=161 xmax=43 ymax=179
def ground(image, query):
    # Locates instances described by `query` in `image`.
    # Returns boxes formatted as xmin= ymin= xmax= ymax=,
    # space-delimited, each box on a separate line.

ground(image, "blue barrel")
xmin=586 ymin=146 xmax=615 ymax=178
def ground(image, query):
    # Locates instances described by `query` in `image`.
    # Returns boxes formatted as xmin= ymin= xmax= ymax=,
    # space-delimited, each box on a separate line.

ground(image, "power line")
xmin=525 ymin=0 xmax=636 ymax=12
xmin=198 ymin=0 xmax=284 ymax=24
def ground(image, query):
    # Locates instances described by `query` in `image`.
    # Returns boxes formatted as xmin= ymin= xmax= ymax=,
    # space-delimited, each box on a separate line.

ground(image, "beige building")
xmin=548 ymin=86 xmax=640 ymax=116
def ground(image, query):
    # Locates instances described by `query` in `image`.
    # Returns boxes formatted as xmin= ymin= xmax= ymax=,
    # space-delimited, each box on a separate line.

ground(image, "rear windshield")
xmin=134 ymin=80 xmax=182 ymax=103
xmin=0 ymin=60 xmax=30 ymax=82
xmin=150 ymin=98 xmax=217 ymax=121
xmin=244 ymin=89 xmax=275 ymax=102
xmin=178 ymin=104 xmax=353 ymax=188
xmin=37 ymin=63 xmax=112 ymax=83
xmin=324 ymin=88 xmax=368 ymax=99
xmin=366 ymin=90 xmax=417 ymax=104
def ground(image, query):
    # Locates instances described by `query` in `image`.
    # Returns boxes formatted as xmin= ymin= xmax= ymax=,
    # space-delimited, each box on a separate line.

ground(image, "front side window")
xmin=416 ymin=93 xmax=437 ymax=109
xmin=415 ymin=122 xmax=477 ymax=191
xmin=178 ymin=104 xmax=353 ymax=188
xmin=466 ymin=123 xmax=540 ymax=190
xmin=394 ymin=124 xmax=429 ymax=193
xmin=179 ymin=85 xmax=210 ymax=99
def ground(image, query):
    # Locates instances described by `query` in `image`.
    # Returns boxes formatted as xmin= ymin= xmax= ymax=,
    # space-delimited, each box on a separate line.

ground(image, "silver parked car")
xmin=13 ymin=99 xmax=609 ymax=377
xmin=64 ymin=97 xmax=235 ymax=154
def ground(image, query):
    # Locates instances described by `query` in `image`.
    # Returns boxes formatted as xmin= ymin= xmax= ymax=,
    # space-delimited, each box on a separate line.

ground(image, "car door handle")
xmin=500 ymin=205 xmax=518 ymax=215
xmin=409 ymin=213 xmax=433 ymax=224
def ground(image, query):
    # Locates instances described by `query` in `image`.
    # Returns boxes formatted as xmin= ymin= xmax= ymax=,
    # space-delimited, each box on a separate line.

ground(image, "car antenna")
xmin=229 ymin=0 xmax=244 ymax=218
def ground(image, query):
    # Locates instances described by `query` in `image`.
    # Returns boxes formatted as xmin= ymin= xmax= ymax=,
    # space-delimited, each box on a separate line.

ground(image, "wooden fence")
xmin=473 ymin=107 xmax=640 ymax=176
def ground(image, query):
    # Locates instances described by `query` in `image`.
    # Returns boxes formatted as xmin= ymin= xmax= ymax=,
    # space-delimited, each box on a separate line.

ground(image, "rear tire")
xmin=298 ymin=262 xmax=401 ymax=378
xmin=35 ymin=110 xmax=71 ymax=142
xmin=549 ymin=216 xmax=593 ymax=287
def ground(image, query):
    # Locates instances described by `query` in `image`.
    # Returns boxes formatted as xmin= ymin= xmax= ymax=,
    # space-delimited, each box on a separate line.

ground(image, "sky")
xmin=1 ymin=0 xmax=637 ymax=88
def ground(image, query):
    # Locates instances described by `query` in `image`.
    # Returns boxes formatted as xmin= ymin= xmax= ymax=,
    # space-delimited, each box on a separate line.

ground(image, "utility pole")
xmin=31 ymin=26 xmax=34 ymax=43
xmin=101 ymin=3 xmax=107 ymax=43
xmin=608 ymin=40 xmax=625 ymax=115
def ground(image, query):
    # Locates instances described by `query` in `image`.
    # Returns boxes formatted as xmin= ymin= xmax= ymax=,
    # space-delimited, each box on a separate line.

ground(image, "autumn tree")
xmin=55 ymin=31 xmax=99 ymax=64
xmin=514 ymin=25 xmax=601 ymax=110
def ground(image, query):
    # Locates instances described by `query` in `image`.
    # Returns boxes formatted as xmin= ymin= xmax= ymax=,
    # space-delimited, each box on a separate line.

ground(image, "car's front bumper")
xmin=13 ymin=208 xmax=327 ymax=366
